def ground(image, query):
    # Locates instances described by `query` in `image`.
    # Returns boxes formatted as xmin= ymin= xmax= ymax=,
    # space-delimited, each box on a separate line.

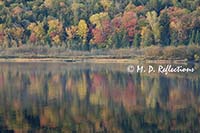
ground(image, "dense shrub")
xmin=187 ymin=45 xmax=200 ymax=61
xmin=163 ymin=46 xmax=187 ymax=59
xmin=144 ymin=46 xmax=163 ymax=59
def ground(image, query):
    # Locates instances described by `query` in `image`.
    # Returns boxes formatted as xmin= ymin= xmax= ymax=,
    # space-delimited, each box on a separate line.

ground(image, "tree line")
xmin=0 ymin=0 xmax=200 ymax=50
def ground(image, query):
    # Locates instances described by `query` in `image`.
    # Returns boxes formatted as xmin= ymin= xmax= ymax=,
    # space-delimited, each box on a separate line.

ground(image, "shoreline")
xmin=0 ymin=45 xmax=199 ymax=64
xmin=0 ymin=56 xmax=190 ymax=64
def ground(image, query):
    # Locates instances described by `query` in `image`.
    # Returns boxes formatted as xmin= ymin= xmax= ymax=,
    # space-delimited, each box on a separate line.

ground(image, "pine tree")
xmin=160 ymin=11 xmax=170 ymax=46
xmin=133 ymin=33 xmax=140 ymax=47
xmin=195 ymin=30 xmax=200 ymax=45
xmin=189 ymin=30 xmax=195 ymax=45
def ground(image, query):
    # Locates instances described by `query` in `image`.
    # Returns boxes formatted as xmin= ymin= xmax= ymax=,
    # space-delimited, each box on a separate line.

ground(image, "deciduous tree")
xmin=77 ymin=19 xmax=88 ymax=44
xmin=146 ymin=11 xmax=161 ymax=45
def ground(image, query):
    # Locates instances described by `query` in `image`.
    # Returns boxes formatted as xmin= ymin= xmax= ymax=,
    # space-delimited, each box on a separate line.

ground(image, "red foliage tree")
xmin=121 ymin=11 xmax=137 ymax=41
xmin=91 ymin=20 xmax=112 ymax=44
xmin=92 ymin=28 xmax=105 ymax=44
xmin=91 ymin=11 xmax=137 ymax=44
xmin=111 ymin=16 xmax=122 ymax=32
xmin=0 ymin=32 xmax=5 ymax=42
xmin=29 ymin=33 xmax=37 ymax=43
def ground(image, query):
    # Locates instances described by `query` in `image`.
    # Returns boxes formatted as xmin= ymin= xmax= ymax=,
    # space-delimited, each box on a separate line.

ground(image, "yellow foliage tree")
xmin=0 ymin=1 xmax=4 ymax=5
xmin=0 ymin=24 xmax=5 ymax=44
xmin=47 ymin=19 xmax=63 ymax=44
xmin=48 ymin=19 xmax=63 ymax=33
xmin=0 ymin=24 xmax=4 ymax=31
xmin=146 ymin=11 xmax=161 ymax=44
xmin=9 ymin=27 xmax=24 ymax=39
xmin=71 ymin=2 xmax=85 ymax=24
xmin=141 ymin=26 xmax=148 ymax=38
xmin=77 ymin=19 xmax=88 ymax=44
xmin=27 ymin=22 xmax=45 ymax=39
xmin=140 ymin=26 xmax=154 ymax=47
xmin=44 ymin=0 xmax=54 ymax=8
xmin=125 ymin=2 xmax=136 ymax=11
xmin=6 ymin=26 xmax=24 ymax=46
xmin=89 ymin=12 xmax=109 ymax=28
xmin=66 ymin=26 xmax=78 ymax=40
xmin=100 ymin=0 xmax=112 ymax=11
xmin=52 ymin=35 xmax=60 ymax=44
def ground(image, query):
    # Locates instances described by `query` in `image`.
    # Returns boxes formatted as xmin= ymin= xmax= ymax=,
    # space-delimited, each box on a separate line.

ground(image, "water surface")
xmin=0 ymin=62 xmax=200 ymax=132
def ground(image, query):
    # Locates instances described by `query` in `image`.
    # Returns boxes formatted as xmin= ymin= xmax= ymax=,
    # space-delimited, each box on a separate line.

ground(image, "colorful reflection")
xmin=0 ymin=62 xmax=200 ymax=132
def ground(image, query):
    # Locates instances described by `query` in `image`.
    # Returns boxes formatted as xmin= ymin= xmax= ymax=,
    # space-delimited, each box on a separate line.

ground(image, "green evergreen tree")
xmin=189 ymin=30 xmax=195 ymax=45
xmin=195 ymin=30 xmax=200 ymax=45
xmin=160 ymin=11 xmax=170 ymax=46
xmin=147 ymin=0 xmax=163 ymax=13
xmin=133 ymin=33 xmax=141 ymax=47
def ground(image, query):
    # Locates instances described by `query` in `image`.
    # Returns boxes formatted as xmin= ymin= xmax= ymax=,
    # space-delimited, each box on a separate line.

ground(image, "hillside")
xmin=0 ymin=0 xmax=200 ymax=61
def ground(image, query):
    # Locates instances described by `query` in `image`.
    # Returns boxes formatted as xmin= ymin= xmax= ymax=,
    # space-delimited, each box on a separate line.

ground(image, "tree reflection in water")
xmin=0 ymin=62 xmax=199 ymax=132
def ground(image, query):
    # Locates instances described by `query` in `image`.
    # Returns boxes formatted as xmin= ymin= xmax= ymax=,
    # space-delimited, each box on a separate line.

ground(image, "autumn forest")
xmin=0 ymin=0 xmax=200 ymax=51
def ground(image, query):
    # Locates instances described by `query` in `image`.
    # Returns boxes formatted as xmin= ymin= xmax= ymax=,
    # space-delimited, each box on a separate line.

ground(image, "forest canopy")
xmin=0 ymin=0 xmax=200 ymax=50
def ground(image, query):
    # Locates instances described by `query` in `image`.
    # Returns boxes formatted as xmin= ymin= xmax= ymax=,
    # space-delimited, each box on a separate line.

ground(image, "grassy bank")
xmin=143 ymin=45 xmax=200 ymax=62
xmin=0 ymin=45 xmax=199 ymax=63
xmin=0 ymin=45 xmax=141 ymax=59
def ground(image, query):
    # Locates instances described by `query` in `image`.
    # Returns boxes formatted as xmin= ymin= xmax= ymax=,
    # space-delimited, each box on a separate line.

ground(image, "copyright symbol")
xmin=127 ymin=65 xmax=135 ymax=73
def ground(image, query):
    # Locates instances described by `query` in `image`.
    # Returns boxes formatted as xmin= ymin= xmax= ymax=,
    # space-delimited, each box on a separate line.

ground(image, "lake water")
xmin=0 ymin=62 xmax=200 ymax=132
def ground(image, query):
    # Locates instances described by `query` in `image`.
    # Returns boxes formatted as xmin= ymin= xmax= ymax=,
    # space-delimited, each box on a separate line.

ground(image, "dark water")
xmin=0 ymin=62 xmax=200 ymax=132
